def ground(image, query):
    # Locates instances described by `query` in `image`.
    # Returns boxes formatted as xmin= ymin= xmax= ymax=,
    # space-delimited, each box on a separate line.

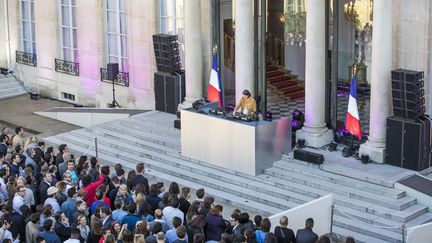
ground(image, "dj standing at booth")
xmin=233 ymin=89 xmax=257 ymax=116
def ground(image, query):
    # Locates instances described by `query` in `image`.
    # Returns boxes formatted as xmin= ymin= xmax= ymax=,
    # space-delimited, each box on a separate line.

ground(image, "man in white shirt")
xmin=12 ymin=186 xmax=26 ymax=214
xmin=64 ymin=228 xmax=81 ymax=243
xmin=162 ymin=196 xmax=184 ymax=229
xmin=17 ymin=177 xmax=35 ymax=207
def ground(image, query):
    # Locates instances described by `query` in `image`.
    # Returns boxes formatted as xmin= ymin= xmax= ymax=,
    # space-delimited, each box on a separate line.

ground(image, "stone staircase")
xmin=0 ymin=75 xmax=27 ymax=100
xmin=43 ymin=111 xmax=432 ymax=243
xmin=267 ymin=65 xmax=305 ymax=100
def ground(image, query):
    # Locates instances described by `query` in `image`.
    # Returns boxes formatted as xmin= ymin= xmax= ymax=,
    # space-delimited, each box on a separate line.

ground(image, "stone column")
xmin=180 ymin=0 xmax=203 ymax=108
xmin=359 ymin=0 xmax=392 ymax=163
xmin=296 ymin=0 xmax=333 ymax=147
xmin=235 ymin=0 xmax=254 ymax=101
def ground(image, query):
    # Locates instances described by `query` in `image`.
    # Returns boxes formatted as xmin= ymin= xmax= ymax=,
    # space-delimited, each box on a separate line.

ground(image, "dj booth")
xmin=181 ymin=105 xmax=292 ymax=176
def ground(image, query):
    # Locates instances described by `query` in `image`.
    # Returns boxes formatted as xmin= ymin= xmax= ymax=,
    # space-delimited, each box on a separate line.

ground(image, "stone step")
xmin=276 ymin=157 xmax=405 ymax=199
xmin=260 ymin=170 xmax=424 ymax=224
xmin=44 ymin=136 xmax=284 ymax=216
xmin=333 ymin=215 xmax=403 ymax=243
xmin=117 ymin=117 xmax=180 ymax=137
xmin=49 ymin=133 xmax=303 ymax=210
xmin=264 ymin=167 xmax=415 ymax=210
xmin=332 ymin=226 xmax=391 ymax=243
xmin=0 ymin=86 xmax=26 ymax=96
xmin=82 ymin=128 xmax=318 ymax=207
xmin=0 ymin=81 xmax=21 ymax=90
xmin=60 ymin=130 xmax=314 ymax=206
xmin=96 ymin=123 xmax=181 ymax=150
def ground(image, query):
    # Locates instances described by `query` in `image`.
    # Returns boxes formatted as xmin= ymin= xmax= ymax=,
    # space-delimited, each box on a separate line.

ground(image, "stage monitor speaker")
xmin=107 ymin=63 xmax=119 ymax=81
xmin=154 ymin=71 xmax=185 ymax=114
xmin=293 ymin=149 xmax=324 ymax=165
xmin=385 ymin=116 xmax=431 ymax=171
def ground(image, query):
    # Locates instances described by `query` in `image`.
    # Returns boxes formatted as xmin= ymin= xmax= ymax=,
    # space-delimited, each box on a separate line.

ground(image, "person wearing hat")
xmin=44 ymin=186 xmax=60 ymax=214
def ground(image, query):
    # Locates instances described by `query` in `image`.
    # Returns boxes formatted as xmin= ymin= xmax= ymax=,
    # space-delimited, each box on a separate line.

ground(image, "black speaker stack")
xmin=386 ymin=69 xmax=431 ymax=171
xmin=153 ymin=34 xmax=182 ymax=73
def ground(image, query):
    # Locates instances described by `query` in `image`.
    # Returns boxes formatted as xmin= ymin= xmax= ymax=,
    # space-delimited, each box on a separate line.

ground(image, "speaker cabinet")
xmin=107 ymin=63 xmax=119 ymax=80
xmin=385 ymin=116 xmax=431 ymax=171
xmin=391 ymin=69 xmax=425 ymax=119
xmin=293 ymin=149 xmax=324 ymax=165
xmin=154 ymin=71 xmax=185 ymax=114
xmin=153 ymin=34 xmax=181 ymax=73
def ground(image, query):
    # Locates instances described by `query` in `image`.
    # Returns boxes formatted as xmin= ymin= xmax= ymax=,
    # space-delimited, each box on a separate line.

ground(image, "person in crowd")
xmin=10 ymin=205 xmax=27 ymax=241
xmin=64 ymin=160 xmax=78 ymax=183
xmin=33 ymin=141 xmax=46 ymax=164
xmin=159 ymin=191 xmax=171 ymax=209
xmin=150 ymin=209 xmax=169 ymax=233
xmin=73 ymin=200 xmax=88 ymax=225
xmin=61 ymin=187 xmax=76 ymax=224
xmin=126 ymin=170 xmax=136 ymax=190
xmin=186 ymin=201 xmax=200 ymax=225
xmin=129 ymin=163 xmax=149 ymax=194
xmin=228 ymin=213 xmax=241 ymax=238
xmin=55 ymin=181 xmax=67 ymax=206
xmin=100 ymin=206 xmax=114 ymax=228
xmin=205 ymin=205 xmax=226 ymax=242
xmin=316 ymin=235 xmax=330 ymax=243
xmin=55 ymin=144 xmax=68 ymax=166
xmin=186 ymin=215 xmax=206 ymax=242
xmin=39 ymin=171 xmax=53 ymax=204
xmin=76 ymin=214 xmax=90 ymax=242
xmin=166 ymin=217 xmax=188 ymax=243
xmin=39 ymin=219 xmax=62 ymax=243
xmin=115 ymin=184 xmax=133 ymax=206
xmin=9 ymin=153 xmax=21 ymax=177
xmin=163 ymin=196 xmax=184 ymax=229
xmin=81 ymin=164 xmax=105 ymax=207
xmin=255 ymin=218 xmax=271 ymax=243
xmin=254 ymin=215 xmax=262 ymax=231
xmin=54 ymin=211 xmax=71 ymax=241
xmin=192 ymin=233 xmax=205 ymax=243
xmin=40 ymin=204 xmax=55 ymax=227
xmin=44 ymin=186 xmax=60 ymax=214
xmin=199 ymin=196 xmax=214 ymax=216
xmin=25 ymin=213 xmax=41 ymax=243
xmin=345 ymin=236 xmax=355 ymax=243
xmin=12 ymin=127 xmax=24 ymax=149
xmin=0 ymin=215 xmax=18 ymax=243
xmin=0 ymin=169 xmax=9 ymax=202
xmin=110 ymin=221 xmax=122 ymax=239
xmin=295 ymin=218 xmax=318 ymax=243
xmin=91 ymin=190 xmax=109 ymax=214
xmin=146 ymin=184 xmax=162 ymax=213
xmin=173 ymin=225 xmax=188 ymax=243
xmin=0 ymin=135 xmax=9 ymax=157
xmin=194 ymin=189 xmax=205 ymax=203
xmin=274 ymin=216 xmax=296 ymax=243
xmin=244 ymin=228 xmax=257 ymax=243
xmin=178 ymin=187 xmax=191 ymax=222
xmin=12 ymin=186 xmax=26 ymax=214
xmin=108 ymin=176 xmax=120 ymax=210
xmin=122 ymin=203 xmax=141 ymax=231
xmin=87 ymin=217 xmax=103 ymax=243
xmin=17 ymin=176 xmax=35 ymax=208
xmin=134 ymin=220 xmax=149 ymax=242
xmin=25 ymin=147 xmax=38 ymax=172
xmin=112 ymin=199 xmax=128 ymax=222
xmin=64 ymin=228 xmax=81 ymax=243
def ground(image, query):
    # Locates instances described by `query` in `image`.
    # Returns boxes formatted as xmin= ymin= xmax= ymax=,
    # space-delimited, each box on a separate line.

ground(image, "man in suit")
xmin=296 ymin=218 xmax=318 ymax=243
xmin=129 ymin=163 xmax=149 ymax=194
xmin=38 ymin=172 xmax=52 ymax=204
xmin=100 ymin=206 xmax=114 ymax=228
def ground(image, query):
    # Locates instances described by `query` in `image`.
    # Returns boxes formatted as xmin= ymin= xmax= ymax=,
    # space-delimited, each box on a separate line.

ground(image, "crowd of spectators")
xmin=0 ymin=127 xmax=355 ymax=243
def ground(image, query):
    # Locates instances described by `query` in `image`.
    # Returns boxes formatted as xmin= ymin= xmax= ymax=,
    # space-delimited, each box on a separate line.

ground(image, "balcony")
xmin=55 ymin=58 xmax=80 ymax=76
xmin=100 ymin=68 xmax=129 ymax=87
xmin=16 ymin=50 xmax=37 ymax=67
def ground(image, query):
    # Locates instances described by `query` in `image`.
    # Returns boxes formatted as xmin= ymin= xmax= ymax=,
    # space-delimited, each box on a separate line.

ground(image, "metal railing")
xmin=266 ymin=32 xmax=285 ymax=67
xmin=55 ymin=58 xmax=80 ymax=76
xmin=16 ymin=50 xmax=37 ymax=67
xmin=100 ymin=68 xmax=129 ymax=87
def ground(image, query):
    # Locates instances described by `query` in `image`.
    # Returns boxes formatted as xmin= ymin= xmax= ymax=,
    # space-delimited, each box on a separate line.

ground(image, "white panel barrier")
xmin=268 ymin=194 xmax=333 ymax=236
xmin=407 ymin=222 xmax=432 ymax=243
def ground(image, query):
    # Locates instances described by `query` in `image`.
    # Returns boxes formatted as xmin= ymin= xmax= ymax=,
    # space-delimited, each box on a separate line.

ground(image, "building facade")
xmin=1 ymin=0 xmax=432 ymax=162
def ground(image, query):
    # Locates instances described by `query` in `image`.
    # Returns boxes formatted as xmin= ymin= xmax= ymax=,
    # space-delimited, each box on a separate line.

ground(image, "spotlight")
xmin=342 ymin=147 xmax=352 ymax=157
xmin=297 ymin=139 xmax=306 ymax=148
xmin=292 ymin=109 xmax=305 ymax=122
xmin=361 ymin=154 xmax=370 ymax=164
xmin=265 ymin=112 xmax=273 ymax=121
xmin=291 ymin=120 xmax=303 ymax=132
xmin=328 ymin=142 xmax=338 ymax=152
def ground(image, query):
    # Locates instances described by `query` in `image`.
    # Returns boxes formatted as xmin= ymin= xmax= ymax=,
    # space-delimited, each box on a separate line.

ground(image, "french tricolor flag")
xmin=345 ymin=75 xmax=362 ymax=140
xmin=207 ymin=54 xmax=223 ymax=108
